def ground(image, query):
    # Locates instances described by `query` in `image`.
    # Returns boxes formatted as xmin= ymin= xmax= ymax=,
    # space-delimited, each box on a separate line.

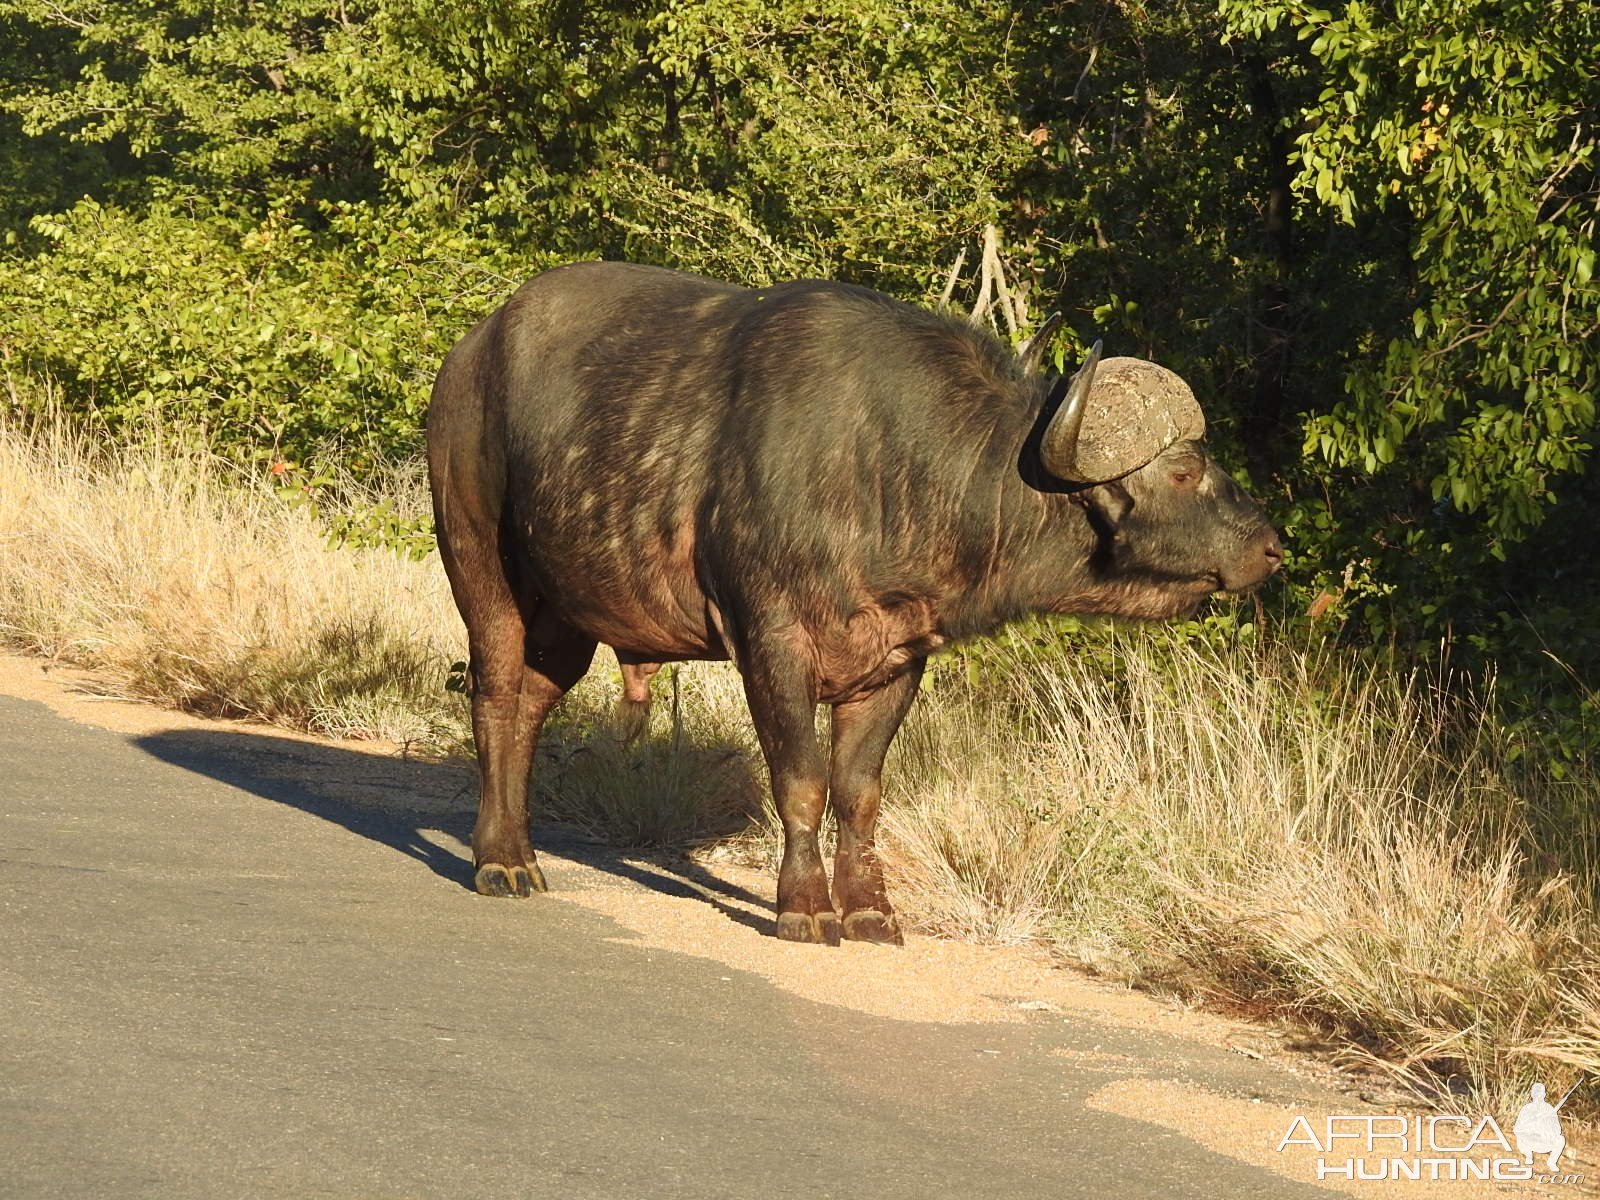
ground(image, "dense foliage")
xmin=1 ymin=0 xmax=1596 ymax=717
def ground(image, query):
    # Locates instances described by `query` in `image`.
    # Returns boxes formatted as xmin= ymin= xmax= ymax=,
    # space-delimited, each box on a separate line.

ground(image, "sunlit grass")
xmin=879 ymin=633 xmax=1600 ymax=1117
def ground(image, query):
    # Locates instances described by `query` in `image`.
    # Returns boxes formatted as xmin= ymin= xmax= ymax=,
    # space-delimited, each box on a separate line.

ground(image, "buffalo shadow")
xmin=132 ymin=725 xmax=774 ymax=935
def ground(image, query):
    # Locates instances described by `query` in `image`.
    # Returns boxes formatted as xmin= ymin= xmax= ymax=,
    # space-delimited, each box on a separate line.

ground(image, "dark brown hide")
xmin=427 ymin=262 xmax=1281 ymax=940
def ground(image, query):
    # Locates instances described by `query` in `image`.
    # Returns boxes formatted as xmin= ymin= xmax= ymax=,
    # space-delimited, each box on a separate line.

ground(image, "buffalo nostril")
xmin=1262 ymin=534 xmax=1284 ymax=572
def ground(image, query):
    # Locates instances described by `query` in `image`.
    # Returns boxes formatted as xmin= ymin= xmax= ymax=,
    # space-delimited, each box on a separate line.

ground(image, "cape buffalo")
xmin=427 ymin=261 xmax=1281 ymax=945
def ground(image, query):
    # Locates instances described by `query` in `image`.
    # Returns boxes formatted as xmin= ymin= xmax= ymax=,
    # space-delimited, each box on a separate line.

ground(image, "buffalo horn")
xmin=1016 ymin=313 xmax=1065 ymax=376
xmin=1039 ymin=340 xmax=1101 ymax=481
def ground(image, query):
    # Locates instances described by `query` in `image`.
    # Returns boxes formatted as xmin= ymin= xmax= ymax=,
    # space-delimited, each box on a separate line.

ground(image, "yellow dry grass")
xmin=0 ymin=421 xmax=462 ymax=746
xmin=884 ymin=635 xmax=1600 ymax=1118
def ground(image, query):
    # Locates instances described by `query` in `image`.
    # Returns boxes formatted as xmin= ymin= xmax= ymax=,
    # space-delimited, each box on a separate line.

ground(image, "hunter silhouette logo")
xmin=1276 ymin=1079 xmax=1585 ymax=1185
xmin=1514 ymin=1081 xmax=1576 ymax=1172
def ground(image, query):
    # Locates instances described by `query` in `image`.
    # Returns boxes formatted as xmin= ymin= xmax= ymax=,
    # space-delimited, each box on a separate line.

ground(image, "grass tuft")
xmin=0 ymin=420 xmax=462 ymax=744
xmin=879 ymin=632 xmax=1600 ymax=1116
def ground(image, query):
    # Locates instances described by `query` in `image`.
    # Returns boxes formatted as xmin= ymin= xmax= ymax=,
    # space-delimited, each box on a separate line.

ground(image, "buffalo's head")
xmin=1020 ymin=331 xmax=1283 ymax=612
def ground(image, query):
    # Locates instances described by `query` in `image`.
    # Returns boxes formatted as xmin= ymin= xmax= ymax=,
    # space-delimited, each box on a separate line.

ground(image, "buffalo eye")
xmin=1170 ymin=470 xmax=1199 ymax=489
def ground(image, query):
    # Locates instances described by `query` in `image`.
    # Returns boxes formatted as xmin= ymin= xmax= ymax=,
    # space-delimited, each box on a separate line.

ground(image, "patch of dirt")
xmin=0 ymin=651 xmax=405 ymax=754
xmin=1087 ymin=1077 xmax=1593 ymax=1199
xmin=558 ymin=857 xmax=1256 ymax=1037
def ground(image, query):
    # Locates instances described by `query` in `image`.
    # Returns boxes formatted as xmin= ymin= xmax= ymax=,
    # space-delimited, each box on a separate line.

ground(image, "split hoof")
xmin=842 ymin=910 xmax=904 ymax=946
xmin=474 ymin=861 xmax=548 ymax=897
xmin=775 ymin=910 xmax=842 ymax=946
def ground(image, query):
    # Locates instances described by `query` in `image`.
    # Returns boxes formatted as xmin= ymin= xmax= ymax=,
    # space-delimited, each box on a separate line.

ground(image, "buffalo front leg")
xmin=469 ymin=628 xmax=595 ymax=897
xmin=741 ymin=650 xmax=837 ymax=945
xmin=829 ymin=661 xmax=924 ymax=945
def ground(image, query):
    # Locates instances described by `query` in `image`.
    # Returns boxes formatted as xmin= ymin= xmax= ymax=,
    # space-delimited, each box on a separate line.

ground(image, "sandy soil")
xmin=1087 ymin=1078 xmax=1596 ymax=1199
xmin=0 ymin=652 xmax=394 ymax=748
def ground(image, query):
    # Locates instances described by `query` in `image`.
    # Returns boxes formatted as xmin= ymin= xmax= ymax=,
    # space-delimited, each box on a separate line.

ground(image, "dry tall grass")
xmin=2 ymin=420 xmax=1596 ymax=1117
xmin=0 ymin=421 xmax=463 ymax=746
xmin=884 ymin=636 xmax=1600 ymax=1117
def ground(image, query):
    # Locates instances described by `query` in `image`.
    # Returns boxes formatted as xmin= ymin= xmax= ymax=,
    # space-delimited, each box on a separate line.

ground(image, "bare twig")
xmin=1069 ymin=43 xmax=1099 ymax=105
xmin=971 ymin=233 xmax=995 ymax=328
xmin=982 ymin=224 xmax=1020 ymax=336
xmin=939 ymin=246 xmax=968 ymax=307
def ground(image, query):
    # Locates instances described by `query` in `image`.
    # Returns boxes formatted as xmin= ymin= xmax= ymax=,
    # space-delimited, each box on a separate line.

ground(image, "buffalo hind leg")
xmin=741 ymin=645 xmax=837 ymax=945
xmin=429 ymin=372 xmax=597 ymax=895
xmin=432 ymin=487 xmax=594 ymax=893
xmin=469 ymin=625 xmax=595 ymax=897
xmin=829 ymin=662 xmax=924 ymax=945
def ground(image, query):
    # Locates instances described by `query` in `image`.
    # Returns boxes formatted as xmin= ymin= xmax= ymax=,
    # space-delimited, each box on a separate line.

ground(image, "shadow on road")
xmin=133 ymin=727 xmax=774 ymax=934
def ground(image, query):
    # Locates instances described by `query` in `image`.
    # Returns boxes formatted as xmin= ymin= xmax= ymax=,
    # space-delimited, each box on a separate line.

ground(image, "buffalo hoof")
xmin=474 ymin=861 xmax=548 ymax=897
xmin=842 ymin=910 xmax=903 ymax=946
xmin=776 ymin=911 xmax=842 ymax=946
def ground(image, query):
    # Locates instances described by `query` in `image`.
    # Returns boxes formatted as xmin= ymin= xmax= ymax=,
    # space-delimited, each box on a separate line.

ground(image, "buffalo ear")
xmin=1016 ymin=312 xmax=1065 ymax=376
xmin=1080 ymin=481 xmax=1134 ymax=538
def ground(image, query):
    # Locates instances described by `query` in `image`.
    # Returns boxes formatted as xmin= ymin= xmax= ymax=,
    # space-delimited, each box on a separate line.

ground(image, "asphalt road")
xmin=0 ymin=689 xmax=1341 ymax=1199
